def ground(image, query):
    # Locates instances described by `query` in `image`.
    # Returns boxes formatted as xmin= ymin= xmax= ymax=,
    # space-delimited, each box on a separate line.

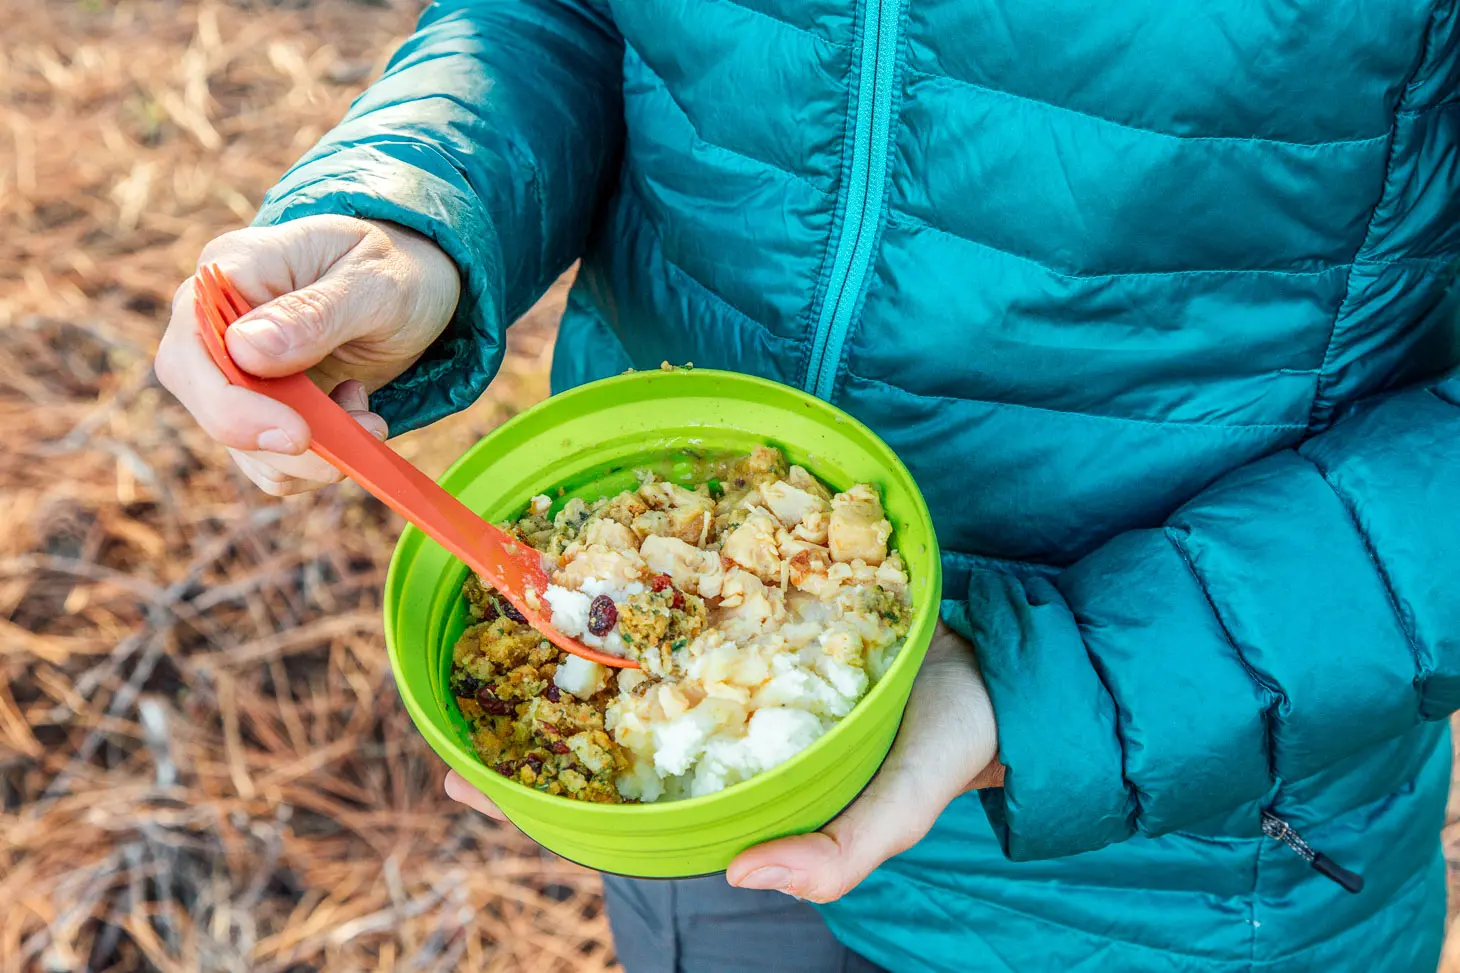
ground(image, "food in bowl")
xmin=448 ymin=445 xmax=912 ymax=804
xmin=387 ymin=368 xmax=941 ymax=878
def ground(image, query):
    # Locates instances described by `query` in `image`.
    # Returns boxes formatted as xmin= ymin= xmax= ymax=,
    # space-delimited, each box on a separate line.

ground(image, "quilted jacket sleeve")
xmin=947 ymin=369 xmax=1460 ymax=861
xmin=252 ymin=0 xmax=623 ymax=433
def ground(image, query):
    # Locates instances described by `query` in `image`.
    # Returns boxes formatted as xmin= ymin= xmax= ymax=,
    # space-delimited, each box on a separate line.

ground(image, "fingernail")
xmin=256 ymin=428 xmax=300 ymax=453
xmin=733 ymin=866 xmax=792 ymax=892
xmin=233 ymin=318 xmax=288 ymax=356
xmin=353 ymin=412 xmax=388 ymax=442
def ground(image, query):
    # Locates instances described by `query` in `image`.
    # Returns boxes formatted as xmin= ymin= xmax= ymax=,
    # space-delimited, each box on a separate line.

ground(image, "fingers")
xmin=445 ymin=770 xmax=507 ymax=821
xmin=157 ymin=216 xmax=411 ymax=496
xmin=726 ymin=632 xmax=999 ymax=903
xmin=155 ymin=277 xmax=312 ymax=454
xmin=226 ymin=382 xmax=387 ymax=496
xmin=725 ymin=739 xmax=945 ymax=903
xmin=190 ymin=216 xmax=388 ymax=378
xmin=157 ymin=219 xmax=372 ymax=453
xmin=224 ymin=274 xmax=374 ymax=378
xmin=329 ymin=378 xmax=389 ymax=442
xmin=230 ymin=449 xmax=326 ymax=497
xmin=213 ymin=223 xmax=419 ymax=379
xmin=196 ymin=215 xmax=372 ymax=307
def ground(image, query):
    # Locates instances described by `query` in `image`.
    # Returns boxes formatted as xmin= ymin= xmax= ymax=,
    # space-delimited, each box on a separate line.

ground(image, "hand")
xmin=444 ymin=623 xmax=1005 ymax=903
xmin=726 ymin=623 xmax=1002 ymax=902
xmin=155 ymin=215 xmax=460 ymax=495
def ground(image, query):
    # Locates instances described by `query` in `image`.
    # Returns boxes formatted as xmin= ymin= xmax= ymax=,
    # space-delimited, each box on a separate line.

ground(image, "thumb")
xmin=726 ymin=634 xmax=998 ymax=903
xmin=224 ymin=273 xmax=371 ymax=377
xmin=726 ymin=750 xmax=948 ymax=904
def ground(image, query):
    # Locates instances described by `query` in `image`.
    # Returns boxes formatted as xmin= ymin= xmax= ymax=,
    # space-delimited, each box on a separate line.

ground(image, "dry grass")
xmin=2 ymin=1 xmax=1459 ymax=971
xmin=0 ymin=1 xmax=607 ymax=970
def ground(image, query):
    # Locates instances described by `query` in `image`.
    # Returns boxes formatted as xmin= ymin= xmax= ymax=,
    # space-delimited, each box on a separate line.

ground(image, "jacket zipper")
xmin=1260 ymin=811 xmax=1364 ymax=894
xmin=805 ymin=0 xmax=903 ymax=400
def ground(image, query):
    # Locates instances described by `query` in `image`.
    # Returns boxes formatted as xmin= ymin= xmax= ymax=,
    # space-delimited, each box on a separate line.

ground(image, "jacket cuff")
xmin=943 ymin=569 xmax=1136 ymax=860
xmin=253 ymin=144 xmax=506 ymax=434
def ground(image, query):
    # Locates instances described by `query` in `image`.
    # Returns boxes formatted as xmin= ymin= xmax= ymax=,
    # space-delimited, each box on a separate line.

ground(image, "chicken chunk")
xmin=599 ymin=491 xmax=649 ymax=528
xmin=781 ymin=543 xmax=835 ymax=592
xmin=761 ymin=478 xmax=831 ymax=529
xmin=787 ymin=465 xmax=832 ymax=501
xmin=583 ymin=517 xmax=639 ymax=552
xmin=640 ymin=534 xmax=726 ymax=598
xmin=719 ymin=506 xmax=783 ymax=582
xmin=828 ymin=484 xmax=892 ymax=565
xmin=639 ymin=482 xmax=715 ymax=545
xmin=738 ymin=445 xmax=790 ymax=485
xmin=631 ymin=509 xmax=672 ymax=540
xmin=875 ymin=552 xmax=909 ymax=596
xmin=717 ymin=569 xmax=787 ymax=640
xmin=555 ymin=544 xmax=646 ymax=589
xmin=791 ymin=509 xmax=829 ymax=545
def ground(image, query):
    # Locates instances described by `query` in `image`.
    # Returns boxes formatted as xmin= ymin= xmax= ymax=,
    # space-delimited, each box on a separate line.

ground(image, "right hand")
xmin=156 ymin=215 xmax=461 ymax=495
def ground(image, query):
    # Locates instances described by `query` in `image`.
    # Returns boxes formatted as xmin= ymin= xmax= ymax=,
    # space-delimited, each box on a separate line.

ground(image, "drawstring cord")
xmin=1261 ymin=810 xmax=1364 ymax=894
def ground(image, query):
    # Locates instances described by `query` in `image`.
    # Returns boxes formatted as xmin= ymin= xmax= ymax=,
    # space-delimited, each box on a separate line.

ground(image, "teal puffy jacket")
xmin=256 ymin=2 xmax=1460 ymax=969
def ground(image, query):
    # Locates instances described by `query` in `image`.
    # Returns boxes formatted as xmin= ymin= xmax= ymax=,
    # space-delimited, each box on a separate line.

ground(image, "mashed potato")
xmin=449 ymin=446 xmax=912 ymax=803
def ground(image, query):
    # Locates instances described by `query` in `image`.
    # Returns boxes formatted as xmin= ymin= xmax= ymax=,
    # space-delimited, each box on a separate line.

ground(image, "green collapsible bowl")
xmin=383 ymin=368 xmax=942 ymax=878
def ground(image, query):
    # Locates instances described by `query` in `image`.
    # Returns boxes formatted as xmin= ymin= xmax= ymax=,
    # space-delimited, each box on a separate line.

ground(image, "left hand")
xmin=443 ymin=623 xmax=1004 ymax=904
xmin=725 ymin=622 xmax=1002 ymax=902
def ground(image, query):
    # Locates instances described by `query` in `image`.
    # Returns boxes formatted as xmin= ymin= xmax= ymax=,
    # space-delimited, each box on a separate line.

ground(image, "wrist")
xmin=929 ymin=621 xmax=1005 ymax=791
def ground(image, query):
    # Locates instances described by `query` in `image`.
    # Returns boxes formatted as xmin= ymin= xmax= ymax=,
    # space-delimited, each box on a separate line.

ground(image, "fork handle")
xmin=193 ymin=292 xmax=512 ymax=591
xmin=192 ymin=268 xmax=636 ymax=669
xmin=279 ymin=374 xmax=517 ymax=591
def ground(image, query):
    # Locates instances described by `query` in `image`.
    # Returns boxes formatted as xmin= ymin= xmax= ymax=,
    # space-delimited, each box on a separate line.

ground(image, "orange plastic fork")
xmin=193 ymin=264 xmax=636 ymax=669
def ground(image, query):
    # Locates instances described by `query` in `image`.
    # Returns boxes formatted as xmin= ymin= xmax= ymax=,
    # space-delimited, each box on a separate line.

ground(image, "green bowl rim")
xmin=383 ymin=368 xmax=942 ymax=821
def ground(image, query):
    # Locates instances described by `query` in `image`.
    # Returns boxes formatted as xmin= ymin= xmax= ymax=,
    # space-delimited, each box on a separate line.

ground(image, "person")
xmin=154 ymin=2 xmax=1460 ymax=970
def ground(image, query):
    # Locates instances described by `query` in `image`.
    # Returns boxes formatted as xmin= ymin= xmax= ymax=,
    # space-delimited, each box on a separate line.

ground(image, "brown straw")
xmin=1 ymin=1 xmax=601 ymax=968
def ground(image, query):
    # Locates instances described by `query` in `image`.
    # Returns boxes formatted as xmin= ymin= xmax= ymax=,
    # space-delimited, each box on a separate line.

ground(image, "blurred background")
xmin=0 ymin=1 xmax=1457 ymax=971
xmin=1 ymin=1 xmax=600 ymax=970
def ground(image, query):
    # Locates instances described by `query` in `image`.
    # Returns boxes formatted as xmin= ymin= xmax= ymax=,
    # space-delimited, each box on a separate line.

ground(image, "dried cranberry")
xmin=476 ymin=687 xmax=511 ymax=716
xmin=587 ymin=595 xmax=618 ymax=637
xmin=478 ymin=598 xmax=500 ymax=623
xmin=454 ymin=674 xmax=483 ymax=698
xmin=548 ymin=740 xmax=572 ymax=755
xmin=649 ymin=575 xmax=685 ymax=609
xmin=524 ymin=754 xmax=545 ymax=772
xmin=495 ymin=760 xmax=519 ymax=777
xmin=543 ymin=683 xmax=561 ymax=702
xmin=498 ymin=598 xmax=526 ymax=624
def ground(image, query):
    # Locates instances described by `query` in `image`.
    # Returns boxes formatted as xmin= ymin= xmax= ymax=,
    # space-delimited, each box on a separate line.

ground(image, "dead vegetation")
xmin=1 ymin=1 xmax=604 ymax=970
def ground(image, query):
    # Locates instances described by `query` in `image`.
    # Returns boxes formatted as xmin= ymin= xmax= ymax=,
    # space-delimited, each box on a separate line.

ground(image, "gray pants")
xmin=603 ymin=875 xmax=887 ymax=973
